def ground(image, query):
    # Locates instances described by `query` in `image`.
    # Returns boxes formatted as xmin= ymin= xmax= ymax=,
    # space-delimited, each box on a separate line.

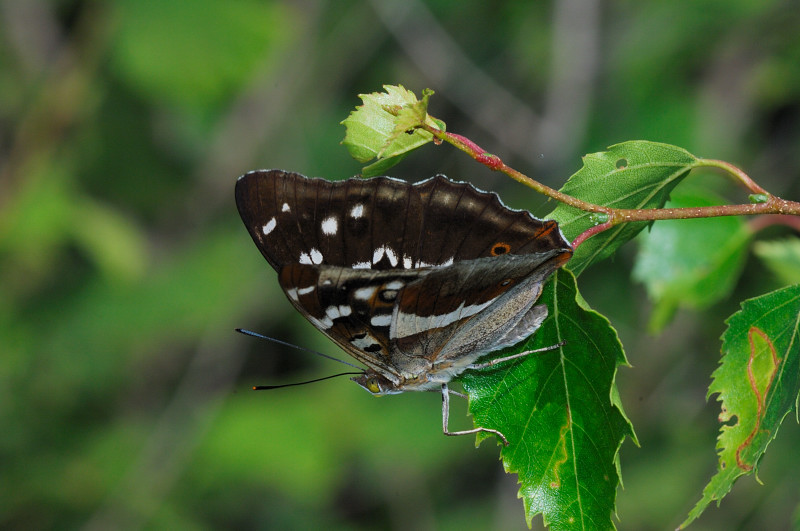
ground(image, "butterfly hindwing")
xmin=390 ymin=251 xmax=568 ymax=366
xmin=278 ymin=262 xmax=425 ymax=383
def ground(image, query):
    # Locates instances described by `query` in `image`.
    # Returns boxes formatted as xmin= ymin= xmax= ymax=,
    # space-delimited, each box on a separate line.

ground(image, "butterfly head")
xmin=351 ymin=371 xmax=402 ymax=396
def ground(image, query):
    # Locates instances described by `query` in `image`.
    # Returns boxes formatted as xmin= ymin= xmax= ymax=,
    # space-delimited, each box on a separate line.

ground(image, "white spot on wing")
xmin=262 ymin=217 xmax=277 ymax=235
xmin=281 ymin=203 xmax=291 ymax=212
xmin=321 ymin=216 xmax=338 ymax=235
xmin=412 ymin=258 xmax=454 ymax=268
xmin=385 ymin=280 xmax=404 ymax=290
xmin=310 ymin=248 xmax=323 ymax=264
xmin=370 ymin=314 xmax=392 ymax=327
xmin=299 ymin=252 xmax=312 ymax=265
xmin=385 ymin=247 xmax=398 ymax=267
xmin=403 ymin=256 xmax=412 ymax=269
xmin=350 ymin=204 xmax=364 ymax=218
xmin=297 ymin=286 xmax=315 ymax=295
xmin=351 ymin=332 xmax=382 ymax=353
xmin=354 ymin=286 xmax=377 ymax=300
xmin=352 ymin=261 xmax=371 ymax=269
xmin=371 ymin=245 xmax=399 ymax=267
xmin=286 ymin=288 xmax=299 ymax=301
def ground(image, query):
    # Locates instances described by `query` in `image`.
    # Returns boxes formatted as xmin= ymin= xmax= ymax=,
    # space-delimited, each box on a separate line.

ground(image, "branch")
xmin=422 ymin=123 xmax=800 ymax=248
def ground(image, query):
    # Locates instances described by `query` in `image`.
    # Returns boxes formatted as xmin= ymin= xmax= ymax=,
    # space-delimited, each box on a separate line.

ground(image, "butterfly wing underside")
xmin=235 ymin=170 xmax=573 ymax=386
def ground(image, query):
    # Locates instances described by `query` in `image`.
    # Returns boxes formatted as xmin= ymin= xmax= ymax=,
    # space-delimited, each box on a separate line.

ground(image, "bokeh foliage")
xmin=2 ymin=1 xmax=799 ymax=529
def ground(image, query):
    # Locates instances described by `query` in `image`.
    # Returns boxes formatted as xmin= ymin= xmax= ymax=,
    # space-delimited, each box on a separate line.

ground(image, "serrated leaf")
xmin=682 ymin=285 xmax=800 ymax=528
xmin=753 ymin=238 xmax=800 ymax=286
xmin=341 ymin=85 xmax=439 ymax=174
xmin=632 ymin=188 xmax=753 ymax=331
xmin=461 ymin=270 xmax=635 ymax=530
xmin=548 ymin=141 xmax=698 ymax=275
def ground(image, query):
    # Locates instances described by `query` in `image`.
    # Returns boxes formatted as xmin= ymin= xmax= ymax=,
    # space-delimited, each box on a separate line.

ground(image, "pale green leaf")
xmin=341 ymin=85 xmax=439 ymax=175
xmin=753 ymin=238 xmax=800 ymax=286
xmin=632 ymin=188 xmax=752 ymax=331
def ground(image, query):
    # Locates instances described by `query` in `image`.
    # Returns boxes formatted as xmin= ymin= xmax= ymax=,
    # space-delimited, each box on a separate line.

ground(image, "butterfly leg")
xmin=467 ymin=341 xmax=566 ymax=371
xmin=441 ymin=383 xmax=509 ymax=446
xmin=446 ymin=388 xmax=468 ymax=399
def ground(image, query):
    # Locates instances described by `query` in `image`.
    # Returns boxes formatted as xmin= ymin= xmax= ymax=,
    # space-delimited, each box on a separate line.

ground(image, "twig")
xmin=422 ymin=122 xmax=800 ymax=249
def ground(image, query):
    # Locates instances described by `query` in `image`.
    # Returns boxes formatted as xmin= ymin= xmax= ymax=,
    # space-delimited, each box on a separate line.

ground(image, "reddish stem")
xmin=446 ymin=133 xmax=486 ymax=157
xmin=699 ymin=159 xmax=768 ymax=194
xmin=422 ymin=122 xmax=800 ymax=226
xmin=429 ymin=125 xmax=609 ymax=213
xmin=572 ymin=222 xmax=613 ymax=249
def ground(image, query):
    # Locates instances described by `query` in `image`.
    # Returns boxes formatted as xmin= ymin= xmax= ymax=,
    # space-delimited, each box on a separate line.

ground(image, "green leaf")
xmin=461 ymin=270 xmax=635 ymax=529
xmin=632 ymin=188 xmax=753 ymax=331
xmin=111 ymin=0 xmax=293 ymax=111
xmin=341 ymin=85 xmax=439 ymax=176
xmin=682 ymin=285 xmax=800 ymax=528
xmin=69 ymin=197 xmax=148 ymax=283
xmin=358 ymin=154 xmax=409 ymax=177
xmin=548 ymin=141 xmax=698 ymax=275
xmin=753 ymin=238 xmax=800 ymax=286
xmin=0 ymin=169 xmax=146 ymax=284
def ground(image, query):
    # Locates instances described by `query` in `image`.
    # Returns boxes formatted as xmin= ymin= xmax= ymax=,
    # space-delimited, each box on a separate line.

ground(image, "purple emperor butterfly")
xmin=235 ymin=170 xmax=573 ymax=445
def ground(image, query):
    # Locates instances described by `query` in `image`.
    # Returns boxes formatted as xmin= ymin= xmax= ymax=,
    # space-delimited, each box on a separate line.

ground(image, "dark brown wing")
xmin=277 ymin=262 xmax=427 ymax=382
xmin=234 ymin=170 xmax=572 ymax=271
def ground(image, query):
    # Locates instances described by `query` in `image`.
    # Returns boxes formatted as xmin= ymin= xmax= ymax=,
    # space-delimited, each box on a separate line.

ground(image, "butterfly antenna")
xmin=252 ymin=371 xmax=364 ymax=390
xmin=235 ymin=328 xmax=363 ymax=370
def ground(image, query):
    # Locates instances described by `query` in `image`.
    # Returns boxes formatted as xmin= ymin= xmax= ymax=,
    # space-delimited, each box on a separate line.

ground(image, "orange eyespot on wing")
xmin=491 ymin=242 xmax=511 ymax=255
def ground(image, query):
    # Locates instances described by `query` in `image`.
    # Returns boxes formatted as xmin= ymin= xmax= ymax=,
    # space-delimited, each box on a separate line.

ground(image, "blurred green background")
xmin=2 ymin=0 xmax=799 ymax=529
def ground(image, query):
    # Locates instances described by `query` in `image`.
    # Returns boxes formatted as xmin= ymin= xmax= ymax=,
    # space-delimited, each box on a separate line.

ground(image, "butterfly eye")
xmin=499 ymin=278 xmax=513 ymax=287
xmin=366 ymin=378 xmax=381 ymax=394
xmin=491 ymin=243 xmax=511 ymax=256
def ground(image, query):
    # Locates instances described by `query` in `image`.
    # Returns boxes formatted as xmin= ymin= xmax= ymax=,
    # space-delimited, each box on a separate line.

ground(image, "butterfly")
xmin=235 ymin=169 xmax=573 ymax=445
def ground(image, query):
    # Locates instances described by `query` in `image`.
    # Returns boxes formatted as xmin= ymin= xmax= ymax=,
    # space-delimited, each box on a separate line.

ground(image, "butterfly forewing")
xmin=235 ymin=170 xmax=569 ymax=271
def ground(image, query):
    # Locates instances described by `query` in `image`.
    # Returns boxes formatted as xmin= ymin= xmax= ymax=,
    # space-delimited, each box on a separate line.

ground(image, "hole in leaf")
xmin=615 ymin=158 xmax=628 ymax=169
